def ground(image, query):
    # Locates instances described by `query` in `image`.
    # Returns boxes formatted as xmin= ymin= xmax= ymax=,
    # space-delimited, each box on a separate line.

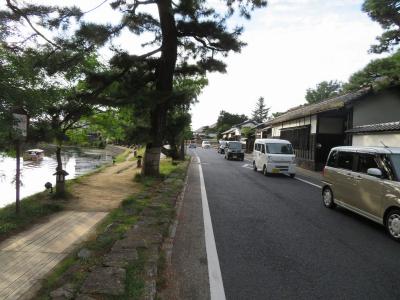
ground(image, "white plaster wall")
xmin=352 ymin=133 xmax=400 ymax=147
xmin=272 ymin=126 xmax=281 ymax=137
xmin=311 ymin=115 xmax=317 ymax=134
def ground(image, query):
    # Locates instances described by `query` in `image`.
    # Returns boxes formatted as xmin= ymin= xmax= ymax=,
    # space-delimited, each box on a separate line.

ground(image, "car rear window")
xmin=337 ymin=151 xmax=354 ymax=170
xmin=229 ymin=142 xmax=242 ymax=149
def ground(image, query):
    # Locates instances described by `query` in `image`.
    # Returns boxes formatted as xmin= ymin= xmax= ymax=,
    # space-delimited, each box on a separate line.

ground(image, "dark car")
xmin=188 ymin=142 xmax=197 ymax=148
xmin=224 ymin=141 xmax=244 ymax=161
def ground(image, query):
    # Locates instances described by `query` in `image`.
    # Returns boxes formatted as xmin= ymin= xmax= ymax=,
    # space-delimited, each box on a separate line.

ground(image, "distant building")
xmin=222 ymin=120 xmax=260 ymax=141
xmin=193 ymin=123 xmax=217 ymax=141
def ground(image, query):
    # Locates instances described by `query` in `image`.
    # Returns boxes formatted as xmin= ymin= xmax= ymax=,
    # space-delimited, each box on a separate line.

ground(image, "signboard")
xmin=12 ymin=113 xmax=28 ymax=138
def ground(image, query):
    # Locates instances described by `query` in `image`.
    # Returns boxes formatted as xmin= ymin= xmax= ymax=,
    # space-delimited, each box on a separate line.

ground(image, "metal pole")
xmin=16 ymin=140 xmax=20 ymax=214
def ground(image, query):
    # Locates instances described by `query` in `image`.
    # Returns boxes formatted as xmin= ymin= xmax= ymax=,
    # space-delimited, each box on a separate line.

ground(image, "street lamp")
xmin=53 ymin=168 xmax=69 ymax=195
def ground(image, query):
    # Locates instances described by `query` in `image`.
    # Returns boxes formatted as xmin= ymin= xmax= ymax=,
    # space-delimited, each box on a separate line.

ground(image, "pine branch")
xmin=6 ymin=0 xmax=61 ymax=49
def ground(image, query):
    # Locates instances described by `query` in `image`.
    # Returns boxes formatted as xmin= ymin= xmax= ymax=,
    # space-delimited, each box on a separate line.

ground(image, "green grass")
xmin=122 ymin=249 xmax=146 ymax=299
xmin=115 ymin=149 xmax=131 ymax=163
xmin=0 ymin=192 xmax=62 ymax=240
xmin=160 ymin=158 xmax=188 ymax=177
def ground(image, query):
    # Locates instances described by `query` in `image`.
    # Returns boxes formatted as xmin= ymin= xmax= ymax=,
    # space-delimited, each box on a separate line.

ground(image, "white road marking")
xmin=294 ymin=177 xmax=322 ymax=189
xmin=196 ymin=155 xmax=226 ymax=300
xmin=243 ymin=161 xmax=322 ymax=189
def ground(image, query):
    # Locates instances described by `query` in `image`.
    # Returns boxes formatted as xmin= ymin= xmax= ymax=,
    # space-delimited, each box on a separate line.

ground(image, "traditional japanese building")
xmin=261 ymin=85 xmax=400 ymax=171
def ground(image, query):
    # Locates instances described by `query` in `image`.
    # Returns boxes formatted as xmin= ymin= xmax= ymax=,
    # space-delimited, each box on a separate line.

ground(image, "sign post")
xmin=12 ymin=110 xmax=28 ymax=214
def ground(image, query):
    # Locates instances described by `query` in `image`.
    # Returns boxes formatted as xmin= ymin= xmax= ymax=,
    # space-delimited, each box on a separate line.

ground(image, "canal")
xmin=0 ymin=146 xmax=114 ymax=208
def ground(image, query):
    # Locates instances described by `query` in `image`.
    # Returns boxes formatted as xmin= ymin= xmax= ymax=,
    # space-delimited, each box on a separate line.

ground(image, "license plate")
xmin=272 ymin=168 xmax=280 ymax=173
xmin=233 ymin=155 xmax=237 ymax=158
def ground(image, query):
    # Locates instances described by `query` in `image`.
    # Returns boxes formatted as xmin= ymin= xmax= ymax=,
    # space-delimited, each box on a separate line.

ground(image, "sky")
xmin=3 ymin=0 xmax=385 ymax=130
xmin=190 ymin=0 xmax=385 ymax=130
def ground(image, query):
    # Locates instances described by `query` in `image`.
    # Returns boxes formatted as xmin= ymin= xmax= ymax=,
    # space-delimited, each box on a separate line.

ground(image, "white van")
xmin=253 ymin=139 xmax=296 ymax=178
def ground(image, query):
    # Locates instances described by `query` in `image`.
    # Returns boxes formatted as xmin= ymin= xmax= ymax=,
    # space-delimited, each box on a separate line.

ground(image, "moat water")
xmin=0 ymin=146 xmax=113 ymax=208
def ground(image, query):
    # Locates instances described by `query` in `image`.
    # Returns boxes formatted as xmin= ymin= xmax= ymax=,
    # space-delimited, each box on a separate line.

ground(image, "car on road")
xmin=224 ymin=141 xmax=244 ymax=161
xmin=218 ymin=140 xmax=228 ymax=154
xmin=188 ymin=142 xmax=197 ymax=148
xmin=202 ymin=140 xmax=211 ymax=149
xmin=322 ymin=146 xmax=400 ymax=241
xmin=253 ymin=139 xmax=296 ymax=177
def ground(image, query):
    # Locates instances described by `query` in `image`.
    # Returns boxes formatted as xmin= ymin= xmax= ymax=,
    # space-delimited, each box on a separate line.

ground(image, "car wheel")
xmin=322 ymin=187 xmax=336 ymax=209
xmin=290 ymin=173 xmax=295 ymax=178
xmin=253 ymin=161 xmax=257 ymax=171
xmin=385 ymin=209 xmax=400 ymax=241
xmin=263 ymin=165 xmax=269 ymax=176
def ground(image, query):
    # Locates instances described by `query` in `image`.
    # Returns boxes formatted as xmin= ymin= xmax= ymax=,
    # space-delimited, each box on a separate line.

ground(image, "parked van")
xmin=322 ymin=146 xmax=400 ymax=241
xmin=253 ymin=139 xmax=296 ymax=177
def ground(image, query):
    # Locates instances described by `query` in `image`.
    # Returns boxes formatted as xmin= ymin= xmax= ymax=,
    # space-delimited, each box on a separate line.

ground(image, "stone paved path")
xmin=0 ymin=211 xmax=106 ymax=300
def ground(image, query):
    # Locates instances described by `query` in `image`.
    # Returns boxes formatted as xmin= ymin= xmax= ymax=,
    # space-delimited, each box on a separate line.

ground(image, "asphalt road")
xmin=193 ymin=147 xmax=400 ymax=300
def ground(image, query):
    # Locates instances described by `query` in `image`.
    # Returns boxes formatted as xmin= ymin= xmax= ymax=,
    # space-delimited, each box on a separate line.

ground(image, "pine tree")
xmin=1 ymin=0 xmax=267 ymax=175
xmin=252 ymin=97 xmax=270 ymax=123
xmin=363 ymin=0 xmax=400 ymax=53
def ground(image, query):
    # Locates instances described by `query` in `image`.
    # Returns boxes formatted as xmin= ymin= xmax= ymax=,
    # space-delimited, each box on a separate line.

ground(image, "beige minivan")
xmin=322 ymin=146 xmax=400 ymax=241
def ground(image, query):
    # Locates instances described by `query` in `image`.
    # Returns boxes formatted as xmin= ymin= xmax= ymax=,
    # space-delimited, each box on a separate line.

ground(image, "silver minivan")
xmin=322 ymin=146 xmax=400 ymax=241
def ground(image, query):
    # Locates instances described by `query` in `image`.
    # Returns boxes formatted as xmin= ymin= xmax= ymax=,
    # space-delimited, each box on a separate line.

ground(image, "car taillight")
xmin=323 ymin=167 xmax=326 ymax=177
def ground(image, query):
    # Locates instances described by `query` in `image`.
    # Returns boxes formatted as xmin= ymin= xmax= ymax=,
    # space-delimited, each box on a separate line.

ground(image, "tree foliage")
xmin=305 ymin=80 xmax=343 ymax=104
xmin=343 ymin=49 xmax=400 ymax=91
xmin=363 ymin=0 xmax=400 ymax=53
xmin=216 ymin=110 xmax=248 ymax=138
xmin=0 ymin=47 xmax=50 ymax=150
xmin=252 ymin=96 xmax=269 ymax=123
xmin=0 ymin=0 xmax=267 ymax=175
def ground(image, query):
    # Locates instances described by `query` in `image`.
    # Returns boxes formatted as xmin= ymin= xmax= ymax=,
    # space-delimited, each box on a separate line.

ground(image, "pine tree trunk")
xmin=142 ymin=0 xmax=177 ymax=176
xmin=179 ymin=139 xmax=185 ymax=160
xmin=142 ymin=144 xmax=161 ymax=176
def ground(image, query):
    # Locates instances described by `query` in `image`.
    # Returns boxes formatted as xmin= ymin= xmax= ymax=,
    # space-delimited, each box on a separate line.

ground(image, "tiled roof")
xmin=346 ymin=121 xmax=400 ymax=134
xmin=265 ymin=87 xmax=371 ymax=125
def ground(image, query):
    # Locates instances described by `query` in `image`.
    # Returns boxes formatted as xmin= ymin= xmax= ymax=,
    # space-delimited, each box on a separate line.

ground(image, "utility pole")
xmin=15 ymin=139 xmax=21 ymax=214
xmin=12 ymin=108 xmax=28 ymax=215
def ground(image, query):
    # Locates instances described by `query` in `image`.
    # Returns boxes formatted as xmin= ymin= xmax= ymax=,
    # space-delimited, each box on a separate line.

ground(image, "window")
xmin=327 ymin=150 xmax=338 ymax=167
xmin=266 ymin=143 xmax=294 ymax=154
xmin=261 ymin=144 xmax=265 ymax=154
xmin=280 ymin=126 xmax=310 ymax=150
xmin=356 ymin=154 xmax=379 ymax=174
xmin=389 ymin=154 xmax=400 ymax=181
xmin=255 ymin=144 xmax=260 ymax=151
xmin=337 ymin=152 xmax=354 ymax=170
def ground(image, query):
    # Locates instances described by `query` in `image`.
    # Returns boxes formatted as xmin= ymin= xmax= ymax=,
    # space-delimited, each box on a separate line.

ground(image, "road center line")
xmin=295 ymin=177 xmax=322 ymax=189
xmin=196 ymin=155 xmax=226 ymax=300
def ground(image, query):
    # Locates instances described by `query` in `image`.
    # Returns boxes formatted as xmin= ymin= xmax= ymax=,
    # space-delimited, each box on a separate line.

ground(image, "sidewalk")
xmin=296 ymin=166 xmax=323 ymax=182
xmin=0 ymin=211 xmax=106 ymax=300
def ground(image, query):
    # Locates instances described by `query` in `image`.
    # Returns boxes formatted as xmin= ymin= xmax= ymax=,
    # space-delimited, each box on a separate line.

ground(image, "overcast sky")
xmin=191 ymin=0 xmax=385 ymax=130
xmin=4 ymin=0 xmax=386 ymax=130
